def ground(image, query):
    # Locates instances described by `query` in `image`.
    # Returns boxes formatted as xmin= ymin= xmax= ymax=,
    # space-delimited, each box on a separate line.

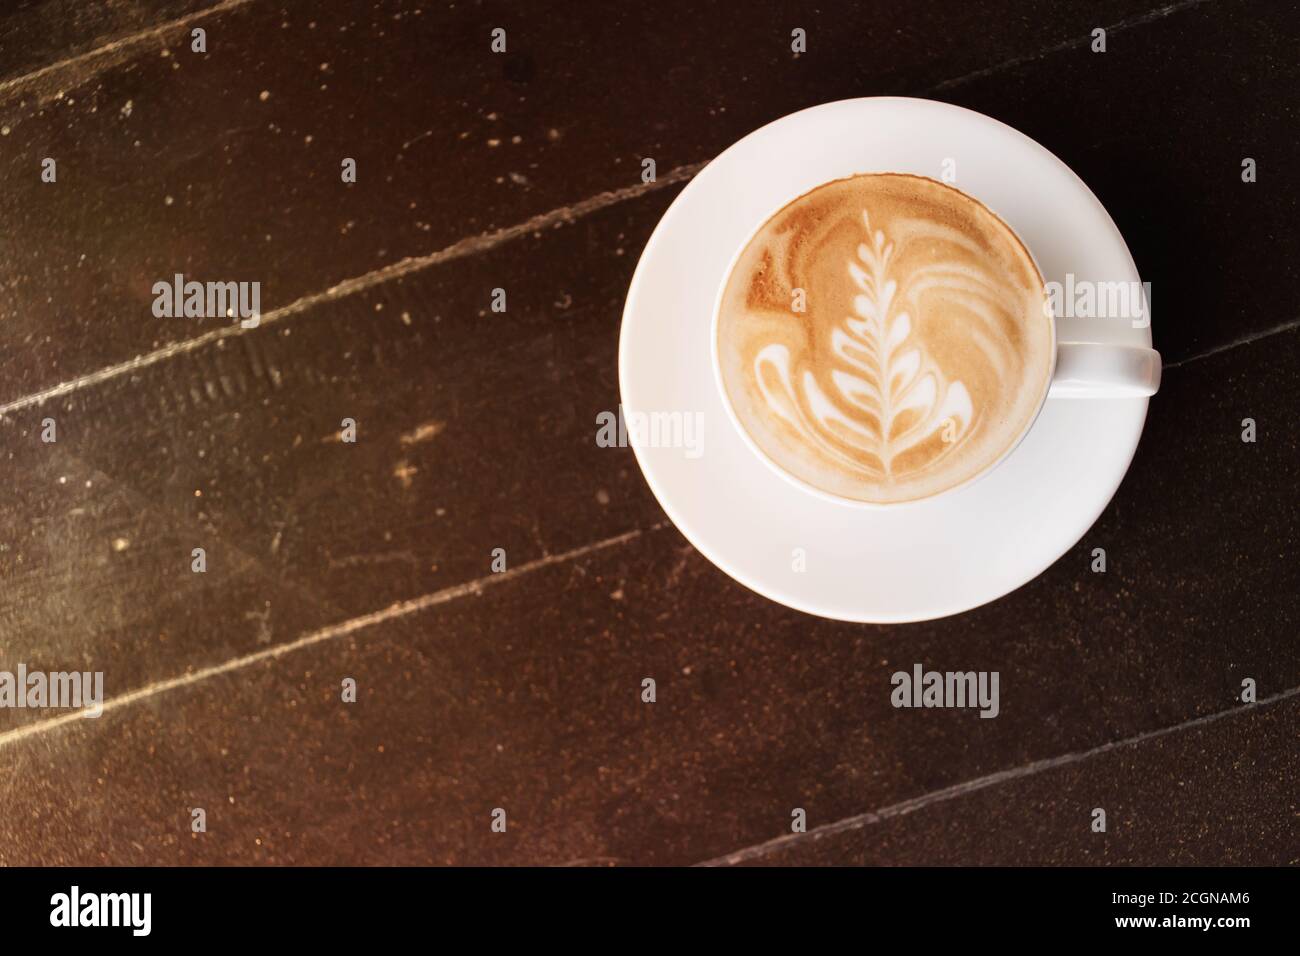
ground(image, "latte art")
xmin=717 ymin=174 xmax=1053 ymax=503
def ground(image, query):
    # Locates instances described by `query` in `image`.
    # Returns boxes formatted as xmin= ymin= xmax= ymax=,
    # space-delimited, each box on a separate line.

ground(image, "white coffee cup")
xmin=710 ymin=178 xmax=1161 ymax=509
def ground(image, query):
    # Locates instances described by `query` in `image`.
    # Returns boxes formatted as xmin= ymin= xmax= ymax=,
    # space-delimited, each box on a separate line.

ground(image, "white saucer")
xmin=618 ymin=97 xmax=1152 ymax=623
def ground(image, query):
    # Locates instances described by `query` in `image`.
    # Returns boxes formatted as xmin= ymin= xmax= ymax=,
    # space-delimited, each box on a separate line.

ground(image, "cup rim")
xmin=709 ymin=171 xmax=1058 ymax=510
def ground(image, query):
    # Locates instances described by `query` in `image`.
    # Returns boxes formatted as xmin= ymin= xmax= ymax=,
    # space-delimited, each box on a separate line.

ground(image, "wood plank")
xmin=0 ymin=0 xmax=1295 ymax=868
xmin=0 ymin=189 xmax=677 ymax=727
xmin=4 ymin=0 xmax=1271 ymax=408
xmin=1 ymin=333 xmax=1295 ymax=863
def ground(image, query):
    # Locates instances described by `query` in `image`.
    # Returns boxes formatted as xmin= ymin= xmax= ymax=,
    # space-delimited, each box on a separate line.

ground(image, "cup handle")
xmin=1049 ymin=342 xmax=1162 ymax=398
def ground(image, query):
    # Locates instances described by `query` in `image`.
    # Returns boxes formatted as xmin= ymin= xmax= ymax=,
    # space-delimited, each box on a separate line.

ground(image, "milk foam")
xmin=717 ymin=174 xmax=1053 ymax=504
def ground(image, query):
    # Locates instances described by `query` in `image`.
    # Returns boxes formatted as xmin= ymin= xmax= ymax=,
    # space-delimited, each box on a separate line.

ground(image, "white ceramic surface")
xmin=618 ymin=97 xmax=1154 ymax=623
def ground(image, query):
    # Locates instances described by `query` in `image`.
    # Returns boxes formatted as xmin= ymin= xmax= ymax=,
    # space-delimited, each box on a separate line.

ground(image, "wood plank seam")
xmin=0 ymin=521 xmax=668 ymax=751
xmin=697 ymin=684 xmax=1300 ymax=866
xmin=930 ymin=0 xmax=1214 ymax=92
xmin=0 ymin=163 xmax=706 ymax=419
xmin=0 ymin=0 xmax=254 ymax=105
xmin=1161 ymin=317 xmax=1300 ymax=369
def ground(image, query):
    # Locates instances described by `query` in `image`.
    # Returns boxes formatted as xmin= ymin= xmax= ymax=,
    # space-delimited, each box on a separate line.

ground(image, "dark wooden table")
xmin=0 ymin=0 xmax=1295 ymax=866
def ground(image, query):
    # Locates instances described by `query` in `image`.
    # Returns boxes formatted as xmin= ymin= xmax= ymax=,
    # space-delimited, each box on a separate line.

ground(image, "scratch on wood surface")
xmin=326 ymin=550 xmax=418 ymax=570
xmin=399 ymin=421 xmax=445 ymax=445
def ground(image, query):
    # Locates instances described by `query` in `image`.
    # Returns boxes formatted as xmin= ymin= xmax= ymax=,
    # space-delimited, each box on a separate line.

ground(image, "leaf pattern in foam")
xmin=755 ymin=210 xmax=974 ymax=478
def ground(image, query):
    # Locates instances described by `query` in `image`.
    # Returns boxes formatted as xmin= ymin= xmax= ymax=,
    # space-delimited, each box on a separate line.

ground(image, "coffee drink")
xmin=716 ymin=173 xmax=1053 ymax=504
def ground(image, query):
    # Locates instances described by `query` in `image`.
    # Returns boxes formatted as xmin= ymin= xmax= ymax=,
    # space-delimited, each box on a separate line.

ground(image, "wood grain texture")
xmin=0 ymin=0 xmax=1296 ymax=866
